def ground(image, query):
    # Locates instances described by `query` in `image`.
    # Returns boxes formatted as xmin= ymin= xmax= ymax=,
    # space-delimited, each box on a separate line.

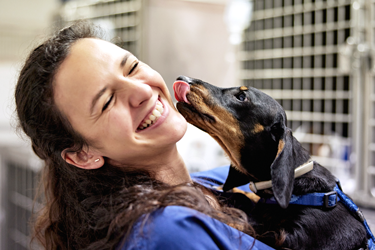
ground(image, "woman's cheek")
xmin=141 ymin=65 xmax=168 ymax=91
xmin=104 ymin=111 xmax=128 ymax=140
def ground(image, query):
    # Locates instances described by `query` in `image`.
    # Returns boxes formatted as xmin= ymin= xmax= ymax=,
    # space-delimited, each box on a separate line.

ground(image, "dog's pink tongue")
xmin=173 ymin=81 xmax=190 ymax=104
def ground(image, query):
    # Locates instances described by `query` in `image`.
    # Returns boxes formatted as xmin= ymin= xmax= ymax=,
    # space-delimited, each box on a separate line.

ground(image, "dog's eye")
xmin=236 ymin=92 xmax=247 ymax=102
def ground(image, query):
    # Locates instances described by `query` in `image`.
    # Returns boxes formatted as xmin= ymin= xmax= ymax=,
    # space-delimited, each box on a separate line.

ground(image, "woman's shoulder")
xmin=121 ymin=205 xmax=274 ymax=250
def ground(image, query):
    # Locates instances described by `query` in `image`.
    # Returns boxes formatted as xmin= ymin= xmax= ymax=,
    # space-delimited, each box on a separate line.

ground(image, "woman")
xmin=15 ymin=21 xmax=274 ymax=250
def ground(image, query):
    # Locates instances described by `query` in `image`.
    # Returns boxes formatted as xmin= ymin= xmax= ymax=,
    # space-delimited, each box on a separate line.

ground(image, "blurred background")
xmin=1 ymin=0 xmax=375 ymax=249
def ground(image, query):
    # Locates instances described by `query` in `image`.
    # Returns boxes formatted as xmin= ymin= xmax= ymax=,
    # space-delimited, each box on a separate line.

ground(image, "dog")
xmin=174 ymin=75 xmax=371 ymax=250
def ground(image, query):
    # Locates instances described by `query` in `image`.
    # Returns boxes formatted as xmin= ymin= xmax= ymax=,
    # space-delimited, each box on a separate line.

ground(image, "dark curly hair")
xmin=15 ymin=21 xmax=256 ymax=250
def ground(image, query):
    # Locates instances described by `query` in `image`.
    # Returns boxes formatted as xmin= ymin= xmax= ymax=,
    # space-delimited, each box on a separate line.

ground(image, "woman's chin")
xmin=160 ymin=115 xmax=187 ymax=143
xmin=169 ymin=112 xmax=188 ymax=140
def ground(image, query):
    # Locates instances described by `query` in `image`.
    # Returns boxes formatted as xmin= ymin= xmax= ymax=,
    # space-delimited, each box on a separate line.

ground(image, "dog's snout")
xmin=176 ymin=75 xmax=194 ymax=84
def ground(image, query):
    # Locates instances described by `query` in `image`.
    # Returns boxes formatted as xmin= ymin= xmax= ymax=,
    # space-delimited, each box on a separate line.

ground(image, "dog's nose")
xmin=176 ymin=75 xmax=193 ymax=83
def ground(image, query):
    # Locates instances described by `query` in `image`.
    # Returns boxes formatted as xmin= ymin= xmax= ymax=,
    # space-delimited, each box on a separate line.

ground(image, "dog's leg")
xmin=223 ymin=164 xmax=252 ymax=191
xmin=231 ymin=187 xmax=261 ymax=203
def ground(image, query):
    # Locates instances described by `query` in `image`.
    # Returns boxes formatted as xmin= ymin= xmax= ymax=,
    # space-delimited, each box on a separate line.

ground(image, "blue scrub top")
xmin=120 ymin=166 xmax=275 ymax=250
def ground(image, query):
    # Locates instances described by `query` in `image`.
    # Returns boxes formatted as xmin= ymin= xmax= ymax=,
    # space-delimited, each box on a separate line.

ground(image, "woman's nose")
xmin=127 ymin=81 xmax=153 ymax=107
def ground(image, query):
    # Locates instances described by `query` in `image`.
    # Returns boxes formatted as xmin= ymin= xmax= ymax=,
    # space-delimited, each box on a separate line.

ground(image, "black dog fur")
xmin=175 ymin=76 xmax=368 ymax=250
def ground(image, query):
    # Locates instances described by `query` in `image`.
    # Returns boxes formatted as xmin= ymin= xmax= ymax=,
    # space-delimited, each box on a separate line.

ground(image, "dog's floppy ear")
xmin=223 ymin=164 xmax=250 ymax=192
xmin=270 ymin=129 xmax=295 ymax=209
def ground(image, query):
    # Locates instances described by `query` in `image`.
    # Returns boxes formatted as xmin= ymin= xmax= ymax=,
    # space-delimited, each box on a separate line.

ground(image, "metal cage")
xmin=59 ymin=0 xmax=144 ymax=58
xmin=240 ymin=0 xmax=353 ymax=188
xmin=240 ymin=0 xmax=375 ymax=207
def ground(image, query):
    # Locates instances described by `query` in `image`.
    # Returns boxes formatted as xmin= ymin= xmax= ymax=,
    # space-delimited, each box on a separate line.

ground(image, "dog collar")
xmin=249 ymin=161 xmax=314 ymax=193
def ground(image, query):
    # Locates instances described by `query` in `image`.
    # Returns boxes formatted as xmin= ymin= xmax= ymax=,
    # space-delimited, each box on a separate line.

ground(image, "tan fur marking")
xmin=240 ymin=86 xmax=248 ymax=91
xmin=276 ymin=140 xmax=285 ymax=158
xmin=252 ymin=123 xmax=264 ymax=134
xmin=232 ymin=188 xmax=260 ymax=203
xmin=177 ymin=84 xmax=245 ymax=172
xmin=211 ymin=135 xmax=245 ymax=174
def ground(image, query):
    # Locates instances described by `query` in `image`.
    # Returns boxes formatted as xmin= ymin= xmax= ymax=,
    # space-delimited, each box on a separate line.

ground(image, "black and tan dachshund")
xmin=174 ymin=75 xmax=369 ymax=250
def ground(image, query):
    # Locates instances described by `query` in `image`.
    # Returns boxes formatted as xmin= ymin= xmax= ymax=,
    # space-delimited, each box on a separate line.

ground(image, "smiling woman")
xmin=14 ymin=21 xmax=273 ymax=250
xmin=53 ymin=37 xmax=188 ymax=176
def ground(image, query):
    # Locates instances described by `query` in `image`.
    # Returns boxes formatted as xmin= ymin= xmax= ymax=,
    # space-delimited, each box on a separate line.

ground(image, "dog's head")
xmin=174 ymin=76 xmax=300 ymax=208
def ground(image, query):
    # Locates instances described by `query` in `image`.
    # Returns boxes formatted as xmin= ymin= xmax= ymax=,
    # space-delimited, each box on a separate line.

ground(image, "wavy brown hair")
xmin=15 ymin=21 xmax=256 ymax=250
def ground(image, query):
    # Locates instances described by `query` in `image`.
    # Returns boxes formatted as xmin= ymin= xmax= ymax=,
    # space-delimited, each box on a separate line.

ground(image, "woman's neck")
xmin=108 ymin=145 xmax=191 ymax=186
xmin=151 ymin=146 xmax=191 ymax=186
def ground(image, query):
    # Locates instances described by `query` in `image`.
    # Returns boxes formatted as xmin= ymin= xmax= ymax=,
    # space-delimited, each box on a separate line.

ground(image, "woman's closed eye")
xmin=101 ymin=60 xmax=138 ymax=113
xmin=102 ymin=94 xmax=114 ymax=112
xmin=128 ymin=61 xmax=139 ymax=75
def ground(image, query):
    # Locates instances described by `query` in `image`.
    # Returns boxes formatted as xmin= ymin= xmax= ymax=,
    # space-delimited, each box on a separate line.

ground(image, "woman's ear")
xmin=61 ymin=148 xmax=104 ymax=169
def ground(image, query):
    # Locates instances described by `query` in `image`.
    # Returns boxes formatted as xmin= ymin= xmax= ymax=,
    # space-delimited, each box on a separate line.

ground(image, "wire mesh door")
xmin=241 ymin=0 xmax=353 ymax=186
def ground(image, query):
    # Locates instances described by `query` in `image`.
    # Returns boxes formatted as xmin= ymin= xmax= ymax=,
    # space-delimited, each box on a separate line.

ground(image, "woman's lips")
xmin=173 ymin=81 xmax=190 ymax=103
xmin=136 ymin=97 xmax=168 ymax=132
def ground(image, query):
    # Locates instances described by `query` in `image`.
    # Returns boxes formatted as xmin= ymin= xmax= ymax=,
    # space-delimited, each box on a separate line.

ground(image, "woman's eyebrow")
xmin=90 ymin=86 xmax=107 ymax=114
xmin=120 ymin=53 xmax=130 ymax=68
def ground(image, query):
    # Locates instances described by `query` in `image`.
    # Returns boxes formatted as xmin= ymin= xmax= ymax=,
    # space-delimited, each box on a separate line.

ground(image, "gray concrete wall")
xmin=0 ymin=0 xmax=59 ymax=137
xmin=0 ymin=0 xmax=58 ymax=30
xmin=145 ymin=0 xmax=237 ymax=95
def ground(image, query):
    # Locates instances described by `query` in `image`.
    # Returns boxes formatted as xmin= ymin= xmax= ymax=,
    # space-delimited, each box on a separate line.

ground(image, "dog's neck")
xmin=257 ymin=136 xmax=336 ymax=198
xmin=249 ymin=161 xmax=314 ymax=193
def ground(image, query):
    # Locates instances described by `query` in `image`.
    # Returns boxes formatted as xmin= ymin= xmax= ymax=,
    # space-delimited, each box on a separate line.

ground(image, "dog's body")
xmin=248 ymin=144 xmax=367 ymax=249
xmin=174 ymin=76 xmax=368 ymax=250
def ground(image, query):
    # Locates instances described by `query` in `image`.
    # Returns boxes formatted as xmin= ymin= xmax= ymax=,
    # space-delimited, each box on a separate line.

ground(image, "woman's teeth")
xmin=138 ymin=100 xmax=164 ymax=130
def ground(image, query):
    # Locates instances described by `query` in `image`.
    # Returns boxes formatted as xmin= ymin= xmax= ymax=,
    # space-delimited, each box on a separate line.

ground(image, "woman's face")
xmin=54 ymin=38 xmax=187 ymax=167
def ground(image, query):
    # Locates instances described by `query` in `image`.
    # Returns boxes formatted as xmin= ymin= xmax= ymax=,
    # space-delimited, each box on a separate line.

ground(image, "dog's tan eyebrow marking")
xmin=252 ymin=123 xmax=264 ymax=134
xmin=240 ymin=86 xmax=248 ymax=91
